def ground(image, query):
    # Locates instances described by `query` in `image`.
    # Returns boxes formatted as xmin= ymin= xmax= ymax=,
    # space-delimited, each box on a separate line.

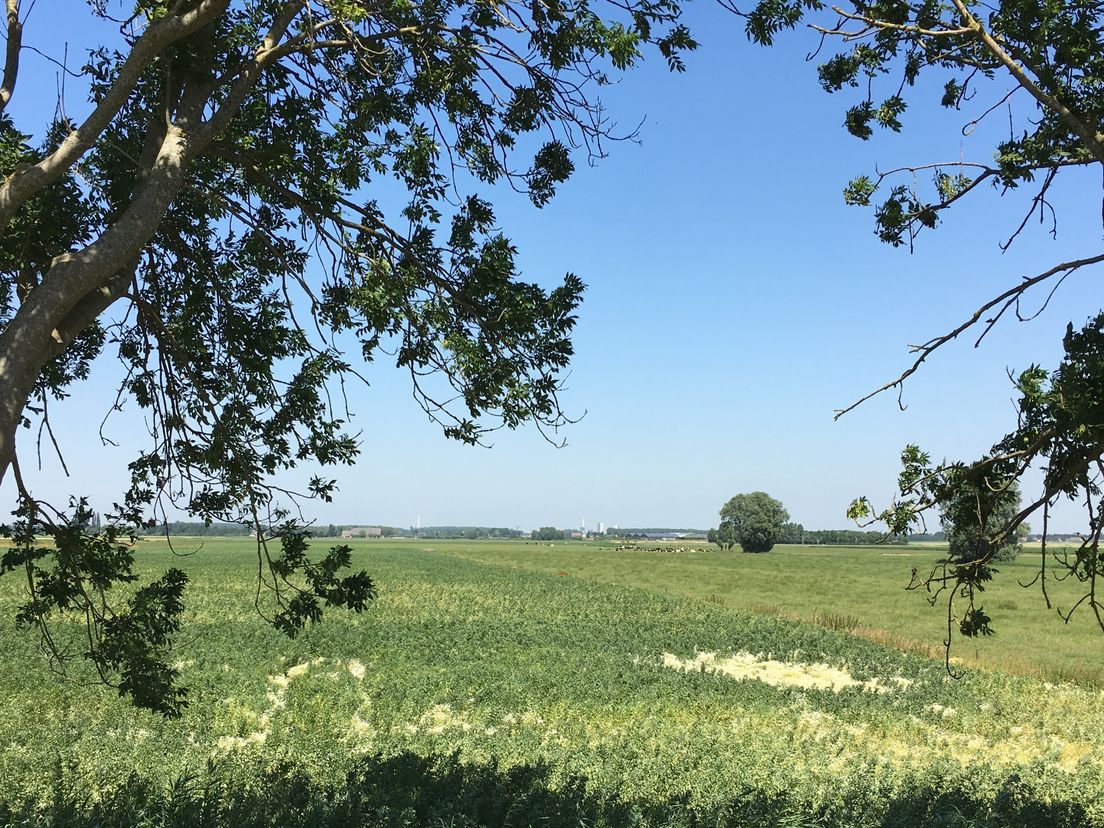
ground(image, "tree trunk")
xmin=0 ymin=126 xmax=192 ymax=485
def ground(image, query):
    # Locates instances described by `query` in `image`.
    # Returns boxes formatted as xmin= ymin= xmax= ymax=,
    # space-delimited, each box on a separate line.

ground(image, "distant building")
xmin=341 ymin=526 xmax=384 ymax=539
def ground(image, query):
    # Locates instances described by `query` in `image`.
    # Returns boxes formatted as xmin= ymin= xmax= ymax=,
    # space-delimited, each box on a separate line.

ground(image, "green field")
xmin=1 ymin=538 xmax=1102 ymax=827
xmin=438 ymin=539 xmax=1104 ymax=686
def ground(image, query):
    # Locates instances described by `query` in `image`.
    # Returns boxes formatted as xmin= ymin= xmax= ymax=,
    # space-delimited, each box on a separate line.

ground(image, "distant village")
xmin=161 ymin=521 xmax=935 ymax=544
xmin=158 ymin=520 xmax=1088 ymax=545
xmin=332 ymin=524 xmax=695 ymax=541
xmin=158 ymin=520 xmax=702 ymax=540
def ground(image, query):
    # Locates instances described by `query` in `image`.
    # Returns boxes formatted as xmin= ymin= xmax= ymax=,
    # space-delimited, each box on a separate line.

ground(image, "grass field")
xmin=0 ymin=537 xmax=1102 ymax=827
xmin=436 ymin=539 xmax=1104 ymax=686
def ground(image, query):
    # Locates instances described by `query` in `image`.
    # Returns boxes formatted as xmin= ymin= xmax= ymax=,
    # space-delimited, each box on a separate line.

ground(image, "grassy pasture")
xmin=440 ymin=540 xmax=1104 ymax=687
xmin=0 ymin=537 xmax=1101 ymax=826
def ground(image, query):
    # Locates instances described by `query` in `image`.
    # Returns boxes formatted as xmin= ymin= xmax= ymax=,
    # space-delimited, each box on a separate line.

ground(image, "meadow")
xmin=440 ymin=539 xmax=1104 ymax=686
xmin=0 ymin=537 xmax=1101 ymax=827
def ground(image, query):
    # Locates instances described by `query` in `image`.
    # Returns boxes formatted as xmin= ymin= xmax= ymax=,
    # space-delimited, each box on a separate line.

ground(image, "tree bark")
xmin=0 ymin=0 xmax=228 ymax=229
xmin=0 ymin=0 xmax=22 ymax=115
xmin=0 ymin=3 xmax=300 ymax=485
xmin=0 ymin=125 xmax=192 ymax=484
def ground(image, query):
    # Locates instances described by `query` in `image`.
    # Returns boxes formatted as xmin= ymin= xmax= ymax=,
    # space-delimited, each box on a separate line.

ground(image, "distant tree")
xmin=325 ymin=524 xmax=338 ymax=538
xmin=707 ymin=525 xmax=737 ymax=552
xmin=161 ymin=521 xmax=252 ymax=537
xmin=801 ymin=528 xmax=906 ymax=546
xmin=854 ymin=455 xmax=1037 ymax=641
xmin=531 ymin=527 xmax=567 ymax=541
xmin=943 ymin=481 xmax=1025 ymax=564
xmin=719 ymin=492 xmax=789 ymax=553
xmin=779 ymin=522 xmax=807 ymax=545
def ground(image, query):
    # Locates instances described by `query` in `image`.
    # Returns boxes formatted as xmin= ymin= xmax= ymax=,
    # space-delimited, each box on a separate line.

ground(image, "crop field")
xmin=440 ymin=540 xmax=1104 ymax=686
xmin=0 ymin=538 xmax=1102 ymax=827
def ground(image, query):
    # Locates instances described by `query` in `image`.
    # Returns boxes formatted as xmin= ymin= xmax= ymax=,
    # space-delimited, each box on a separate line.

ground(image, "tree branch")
xmin=834 ymin=252 xmax=1104 ymax=419
xmin=0 ymin=0 xmax=229 ymax=229
xmin=196 ymin=1 xmax=304 ymax=142
xmin=819 ymin=6 xmax=972 ymax=38
xmin=0 ymin=0 xmax=22 ymax=115
xmin=0 ymin=122 xmax=193 ymax=484
xmin=949 ymin=0 xmax=1104 ymax=166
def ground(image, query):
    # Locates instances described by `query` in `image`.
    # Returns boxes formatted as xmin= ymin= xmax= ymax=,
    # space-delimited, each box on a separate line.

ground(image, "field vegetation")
xmin=0 ymin=538 xmax=1101 ymax=826
xmin=446 ymin=540 xmax=1104 ymax=687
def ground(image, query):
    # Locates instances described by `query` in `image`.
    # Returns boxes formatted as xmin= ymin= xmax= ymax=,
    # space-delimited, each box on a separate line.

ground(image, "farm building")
xmin=340 ymin=526 xmax=384 ymax=539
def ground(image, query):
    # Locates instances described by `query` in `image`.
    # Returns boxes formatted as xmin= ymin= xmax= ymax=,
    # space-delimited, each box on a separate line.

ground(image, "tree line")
xmin=778 ymin=525 xmax=907 ymax=546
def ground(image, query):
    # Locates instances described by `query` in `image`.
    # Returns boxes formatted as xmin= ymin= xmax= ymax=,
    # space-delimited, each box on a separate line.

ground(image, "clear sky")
xmin=2 ymin=3 xmax=1099 ymax=533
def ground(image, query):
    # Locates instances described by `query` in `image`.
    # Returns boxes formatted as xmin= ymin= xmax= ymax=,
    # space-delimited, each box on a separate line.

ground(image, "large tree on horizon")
xmin=718 ymin=491 xmax=789 ymax=553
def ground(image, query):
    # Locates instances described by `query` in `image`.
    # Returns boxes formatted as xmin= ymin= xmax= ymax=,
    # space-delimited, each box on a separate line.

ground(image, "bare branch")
xmin=825 ymin=5 xmax=973 ymax=37
xmin=834 ymin=252 xmax=1104 ymax=419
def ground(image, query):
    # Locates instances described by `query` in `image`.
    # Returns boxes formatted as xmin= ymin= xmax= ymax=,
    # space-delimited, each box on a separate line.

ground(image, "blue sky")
xmin=2 ymin=3 xmax=1100 ymax=532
